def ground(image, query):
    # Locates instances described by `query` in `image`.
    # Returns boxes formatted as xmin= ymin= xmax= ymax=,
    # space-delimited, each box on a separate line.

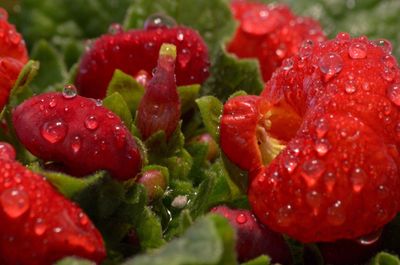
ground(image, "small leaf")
xmin=202 ymin=45 xmax=264 ymax=102
xmin=135 ymin=206 xmax=165 ymax=250
xmin=8 ymin=60 xmax=38 ymax=107
xmin=54 ymin=257 xmax=95 ymax=265
xmin=240 ymin=255 xmax=270 ymax=265
xmin=106 ymin=69 xmax=145 ymax=115
xmin=29 ymin=162 xmax=107 ymax=199
xmin=178 ymin=84 xmax=201 ymax=114
xmin=30 ymin=40 xmax=68 ymax=92
xmin=370 ymin=252 xmax=400 ymax=265
xmin=122 ymin=214 xmax=237 ymax=265
xmin=103 ymin=92 xmax=133 ymax=128
xmin=196 ymin=96 xmax=223 ymax=141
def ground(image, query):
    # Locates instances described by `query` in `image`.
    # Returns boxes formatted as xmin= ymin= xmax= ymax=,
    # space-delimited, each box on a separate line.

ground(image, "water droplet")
xmin=41 ymin=120 xmax=68 ymax=144
xmin=71 ymin=136 xmax=81 ymax=154
xmin=34 ymin=218 xmax=47 ymax=236
xmin=241 ymin=6 xmax=280 ymax=35
xmin=62 ymin=85 xmax=77 ymax=99
xmin=301 ymin=159 xmax=325 ymax=187
xmin=78 ymin=212 xmax=89 ymax=226
xmin=176 ymin=32 xmax=184 ymax=42
xmin=327 ymin=201 xmax=346 ymax=226
xmin=387 ymin=83 xmax=400 ymax=106
xmin=318 ymin=52 xmax=343 ymax=78
xmin=351 ymin=168 xmax=366 ymax=192
xmin=375 ymin=39 xmax=392 ymax=54
xmin=135 ymin=70 xmax=150 ymax=87
xmin=108 ymin=23 xmax=124 ymax=35
xmin=84 ymin=116 xmax=98 ymax=130
xmin=282 ymin=58 xmax=294 ymax=71
xmin=382 ymin=67 xmax=396 ymax=82
xmin=276 ymin=204 xmax=293 ymax=227
xmin=48 ymin=99 xmax=56 ymax=108
xmin=314 ymin=138 xmax=330 ymax=156
xmin=53 ymin=227 xmax=63 ymax=234
xmin=336 ymin=32 xmax=350 ymax=40
xmin=306 ymin=190 xmax=322 ymax=215
xmin=345 ymin=80 xmax=357 ymax=94
xmin=356 ymin=229 xmax=382 ymax=245
xmin=144 ymin=13 xmax=177 ymax=30
xmin=1 ymin=188 xmax=29 ymax=218
xmin=315 ymin=118 xmax=329 ymax=138
xmin=284 ymin=156 xmax=298 ymax=173
xmin=299 ymin=40 xmax=314 ymax=59
xmin=178 ymin=48 xmax=191 ymax=68
xmin=94 ymin=98 xmax=103 ymax=107
xmin=348 ymin=42 xmax=367 ymax=59
xmin=236 ymin=213 xmax=247 ymax=224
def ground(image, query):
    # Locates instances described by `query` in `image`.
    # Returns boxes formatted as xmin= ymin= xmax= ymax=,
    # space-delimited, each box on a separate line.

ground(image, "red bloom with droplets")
xmin=227 ymin=0 xmax=326 ymax=82
xmin=0 ymin=8 xmax=28 ymax=110
xmin=75 ymin=22 xmax=209 ymax=99
xmin=211 ymin=205 xmax=291 ymax=264
xmin=220 ymin=34 xmax=400 ymax=242
xmin=0 ymin=145 xmax=105 ymax=265
xmin=12 ymin=90 xmax=142 ymax=181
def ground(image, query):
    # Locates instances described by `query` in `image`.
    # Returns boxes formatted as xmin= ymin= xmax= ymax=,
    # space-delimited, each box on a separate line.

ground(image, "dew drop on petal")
xmin=327 ymin=200 xmax=346 ymax=226
xmin=71 ymin=136 xmax=81 ymax=154
xmin=306 ymin=190 xmax=322 ymax=215
xmin=84 ymin=116 xmax=99 ymax=130
xmin=356 ymin=229 xmax=382 ymax=245
xmin=314 ymin=138 xmax=330 ymax=156
xmin=345 ymin=80 xmax=357 ymax=94
xmin=375 ymin=39 xmax=392 ymax=54
xmin=276 ymin=204 xmax=293 ymax=227
xmin=282 ymin=58 xmax=294 ymax=71
xmin=41 ymin=120 xmax=68 ymax=144
xmin=318 ymin=52 xmax=343 ymax=77
xmin=108 ymin=23 xmax=124 ymax=35
xmin=34 ymin=218 xmax=47 ymax=236
xmin=387 ymin=83 xmax=400 ymax=106
xmin=348 ymin=42 xmax=367 ymax=59
xmin=178 ymin=48 xmax=191 ymax=68
xmin=62 ymin=84 xmax=77 ymax=99
xmin=301 ymin=159 xmax=325 ymax=187
xmin=350 ymin=168 xmax=366 ymax=192
xmin=381 ymin=67 xmax=396 ymax=82
xmin=241 ymin=7 xmax=280 ymax=35
xmin=144 ymin=13 xmax=177 ymax=30
xmin=1 ymin=188 xmax=30 ymax=218
xmin=236 ymin=213 xmax=247 ymax=224
xmin=299 ymin=40 xmax=314 ymax=59
xmin=284 ymin=157 xmax=298 ymax=173
xmin=48 ymin=98 xmax=57 ymax=108
xmin=315 ymin=118 xmax=329 ymax=138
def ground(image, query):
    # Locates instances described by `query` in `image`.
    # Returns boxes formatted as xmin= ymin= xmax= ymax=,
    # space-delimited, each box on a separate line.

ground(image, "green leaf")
xmin=106 ymin=69 xmax=145 ymax=115
xmin=178 ymin=84 xmax=201 ymax=114
xmin=370 ymin=252 xmax=400 ymax=265
xmin=196 ymin=95 xmax=223 ymax=141
xmin=30 ymin=40 xmax=68 ymax=92
xmin=189 ymin=158 xmax=240 ymax=219
xmin=241 ymin=255 xmax=270 ymax=265
xmin=135 ymin=206 xmax=165 ymax=250
xmin=29 ymin=163 xmax=108 ymax=199
xmin=123 ymin=0 xmax=235 ymax=55
xmin=103 ymin=92 xmax=133 ymax=128
xmin=122 ymin=214 xmax=238 ymax=265
xmin=202 ymin=45 xmax=264 ymax=101
xmin=8 ymin=60 xmax=38 ymax=107
xmin=54 ymin=257 xmax=95 ymax=265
